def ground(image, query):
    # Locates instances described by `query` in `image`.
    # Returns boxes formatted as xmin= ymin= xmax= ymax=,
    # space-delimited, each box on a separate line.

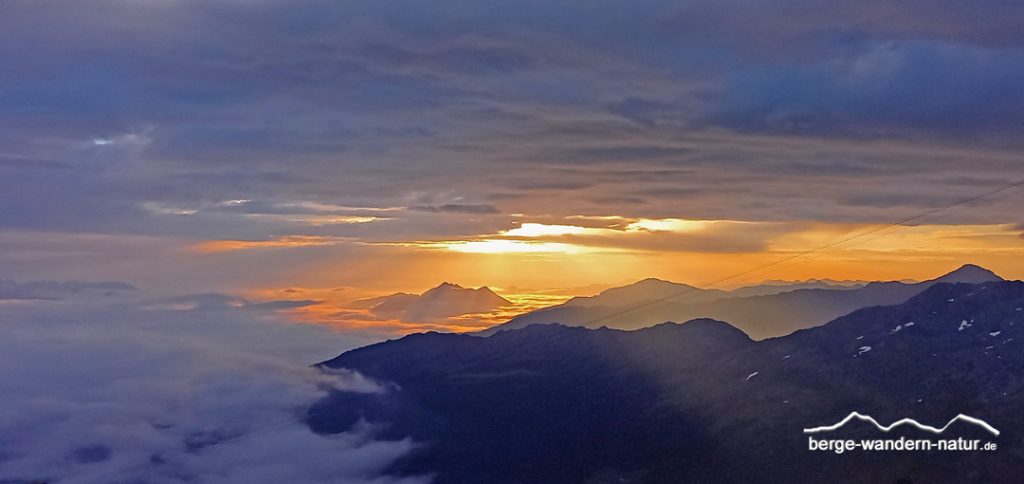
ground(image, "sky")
xmin=2 ymin=0 xmax=1024 ymax=334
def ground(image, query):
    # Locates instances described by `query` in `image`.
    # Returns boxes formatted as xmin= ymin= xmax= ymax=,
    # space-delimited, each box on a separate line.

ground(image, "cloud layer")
xmin=1 ymin=0 xmax=1023 ymax=315
xmin=0 ymin=298 xmax=425 ymax=484
xmin=3 ymin=0 xmax=1023 ymax=243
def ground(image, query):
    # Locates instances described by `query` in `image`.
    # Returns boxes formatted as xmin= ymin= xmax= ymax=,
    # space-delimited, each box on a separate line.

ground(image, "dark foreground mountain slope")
xmin=312 ymin=318 xmax=753 ymax=483
xmin=482 ymin=264 xmax=1003 ymax=339
xmin=311 ymin=280 xmax=1024 ymax=483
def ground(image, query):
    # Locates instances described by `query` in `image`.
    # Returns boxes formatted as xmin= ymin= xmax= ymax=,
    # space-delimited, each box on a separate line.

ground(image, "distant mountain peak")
xmin=547 ymin=277 xmax=721 ymax=312
xmin=433 ymin=281 xmax=465 ymax=290
xmin=629 ymin=277 xmax=694 ymax=288
xmin=348 ymin=282 xmax=509 ymax=322
xmin=636 ymin=277 xmax=676 ymax=284
xmin=934 ymin=264 xmax=1003 ymax=284
xmin=421 ymin=282 xmax=506 ymax=300
xmin=424 ymin=282 xmax=503 ymax=297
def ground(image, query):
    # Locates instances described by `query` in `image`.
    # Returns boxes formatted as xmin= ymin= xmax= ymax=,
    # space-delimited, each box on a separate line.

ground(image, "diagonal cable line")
xmin=741 ymin=184 xmax=1024 ymax=284
xmin=575 ymin=175 xmax=1024 ymax=329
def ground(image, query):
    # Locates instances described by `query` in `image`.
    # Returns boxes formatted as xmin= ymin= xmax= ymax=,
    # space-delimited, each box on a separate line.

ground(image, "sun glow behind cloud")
xmin=624 ymin=218 xmax=720 ymax=232
xmin=411 ymin=218 xmax=756 ymax=255
xmin=437 ymin=239 xmax=591 ymax=254
xmin=399 ymin=218 xmax=713 ymax=255
xmin=502 ymin=219 xmax=721 ymax=238
xmin=503 ymin=223 xmax=592 ymax=237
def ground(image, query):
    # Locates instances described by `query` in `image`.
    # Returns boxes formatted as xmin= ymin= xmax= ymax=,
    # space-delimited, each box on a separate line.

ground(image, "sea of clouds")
xmin=0 ymin=294 xmax=427 ymax=484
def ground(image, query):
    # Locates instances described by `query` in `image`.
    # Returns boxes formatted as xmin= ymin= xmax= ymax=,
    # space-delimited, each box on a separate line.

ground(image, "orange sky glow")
xmin=209 ymin=217 xmax=1024 ymax=334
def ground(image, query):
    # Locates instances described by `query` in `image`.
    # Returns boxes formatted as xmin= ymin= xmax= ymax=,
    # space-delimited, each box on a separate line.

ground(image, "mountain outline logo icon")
xmin=803 ymin=412 xmax=1000 ymax=436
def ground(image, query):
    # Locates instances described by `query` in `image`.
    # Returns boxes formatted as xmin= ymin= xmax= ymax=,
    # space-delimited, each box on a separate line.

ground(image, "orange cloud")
xmin=188 ymin=235 xmax=339 ymax=254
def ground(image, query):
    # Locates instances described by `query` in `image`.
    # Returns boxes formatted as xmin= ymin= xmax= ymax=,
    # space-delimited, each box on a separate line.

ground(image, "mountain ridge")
xmin=345 ymin=282 xmax=511 ymax=322
xmin=310 ymin=279 xmax=1024 ymax=483
xmin=482 ymin=264 xmax=1005 ymax=339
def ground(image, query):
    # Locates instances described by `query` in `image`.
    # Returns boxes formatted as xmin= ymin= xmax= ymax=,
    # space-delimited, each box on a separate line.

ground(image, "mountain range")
xmin=310 ymin=277 xmax=1024 ymax=483
xmin=344 ymin=282 xmax=511 ymax=322
xmin=481 ymin=264 xmax=1003 ymax=339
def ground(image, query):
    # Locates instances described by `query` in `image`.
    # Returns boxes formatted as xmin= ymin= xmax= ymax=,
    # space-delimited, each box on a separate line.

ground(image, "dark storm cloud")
xmin=702 ymin=41 xmax=1024 ymax=138
xmin=2 ymin=0 xmax=1024 ymax=280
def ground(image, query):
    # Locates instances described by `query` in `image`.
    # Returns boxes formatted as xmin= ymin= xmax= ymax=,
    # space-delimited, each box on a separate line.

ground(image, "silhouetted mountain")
xmin=560 ymin=278 xmax=728 ymax=307
xmin=726 ymin=279 xmax=866 ymax=298
xmin=345 ymin=282 xmax=510 ymax=321
xmin=310 ymin=280 xmax=1024 ymax=483
xmin=933 ymin=263 xmax=1003 ymax=284
xmin=482 ymin=264 xmax=1005 ymax=339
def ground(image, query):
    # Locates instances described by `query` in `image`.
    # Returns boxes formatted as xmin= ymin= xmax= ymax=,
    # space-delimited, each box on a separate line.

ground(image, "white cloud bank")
xmin=0 ymin=300 xmax=427 ymax=484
